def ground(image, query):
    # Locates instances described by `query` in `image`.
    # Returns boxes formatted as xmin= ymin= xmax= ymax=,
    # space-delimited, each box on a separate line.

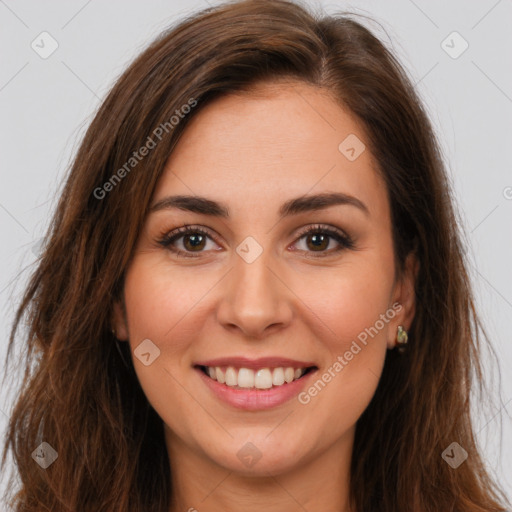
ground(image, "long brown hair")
xmin=1 ymin=0 xmax=509 ymax=510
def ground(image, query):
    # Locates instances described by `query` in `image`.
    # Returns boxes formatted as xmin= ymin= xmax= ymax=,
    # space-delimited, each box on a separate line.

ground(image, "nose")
xmin=216 ymin=248 xmax=294 ymax=339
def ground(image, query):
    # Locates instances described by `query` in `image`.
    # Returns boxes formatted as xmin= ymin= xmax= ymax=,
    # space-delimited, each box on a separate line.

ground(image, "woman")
xmin=1 ymin=0 xmax=509 ymax=510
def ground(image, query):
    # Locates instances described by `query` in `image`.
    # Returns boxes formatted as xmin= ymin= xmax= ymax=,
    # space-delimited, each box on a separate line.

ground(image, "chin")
xmin=203 ymin=432 xmax=313 ymax=476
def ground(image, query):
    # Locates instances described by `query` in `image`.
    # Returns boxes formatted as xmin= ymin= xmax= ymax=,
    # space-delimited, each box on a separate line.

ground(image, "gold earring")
xmin=396 ymin=325 xmax=408 ymax=353
xmin=111 ymin=328 xmax=116 ymax=338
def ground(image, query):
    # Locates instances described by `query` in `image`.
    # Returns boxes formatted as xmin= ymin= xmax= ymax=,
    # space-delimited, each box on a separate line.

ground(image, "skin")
xmin=114 ymin=80 xmax=418 ymax=512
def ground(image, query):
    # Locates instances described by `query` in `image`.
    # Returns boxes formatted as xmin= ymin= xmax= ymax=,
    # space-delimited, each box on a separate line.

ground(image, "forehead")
xmin=153 ymin=81 xmax=388 ymax=221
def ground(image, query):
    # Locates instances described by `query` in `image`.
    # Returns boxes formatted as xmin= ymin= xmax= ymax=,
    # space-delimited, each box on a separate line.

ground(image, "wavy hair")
xmin=1 ymin=0 xmax=509 ymax=510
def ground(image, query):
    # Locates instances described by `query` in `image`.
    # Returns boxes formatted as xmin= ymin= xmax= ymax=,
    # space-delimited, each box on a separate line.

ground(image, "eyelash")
xmin=156 ymin=223 xmax=355 ymax=259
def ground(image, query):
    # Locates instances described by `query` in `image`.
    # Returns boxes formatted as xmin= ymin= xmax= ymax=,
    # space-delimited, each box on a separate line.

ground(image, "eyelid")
xmin=293 ymin=223 xmax=351 ymax=243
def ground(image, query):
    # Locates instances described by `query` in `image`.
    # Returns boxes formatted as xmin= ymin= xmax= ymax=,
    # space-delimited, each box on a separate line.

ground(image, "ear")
xmin=387 ymin=251 xmax=419 ymax=350
xmin=112 ymin=298 xmax=129 ymax=341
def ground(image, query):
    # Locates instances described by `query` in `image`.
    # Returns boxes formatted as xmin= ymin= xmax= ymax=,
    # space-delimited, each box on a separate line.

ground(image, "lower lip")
xmin=195 ymin=367 xmax=317 ymax=410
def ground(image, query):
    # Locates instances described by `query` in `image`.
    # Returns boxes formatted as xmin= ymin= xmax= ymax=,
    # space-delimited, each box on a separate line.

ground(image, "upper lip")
xmin=194 ymin=357 xmax=317 ymax=370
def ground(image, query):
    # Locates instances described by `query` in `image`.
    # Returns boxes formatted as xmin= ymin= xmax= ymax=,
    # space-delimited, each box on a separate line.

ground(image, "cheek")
xmin=122 ymin=255 xmax=219 ymax=352
xmin=294 ymin=258 xmax=395 ymax=350
xmin=295 ymin=274 xmax=391 ymax=439
xmin=121 ymin=257 xmax=212 ymax=433
xmin=291 ymin=255 xmax=394 ymax=411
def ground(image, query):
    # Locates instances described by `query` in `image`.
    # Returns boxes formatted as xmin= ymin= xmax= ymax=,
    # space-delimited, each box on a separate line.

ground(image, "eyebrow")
xmin=149 ymin=192 xmax=370 ymax=218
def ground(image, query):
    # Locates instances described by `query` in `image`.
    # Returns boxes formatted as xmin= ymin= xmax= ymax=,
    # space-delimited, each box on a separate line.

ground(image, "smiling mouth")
xmin=196 ymin=364 xmax=317 ymax=390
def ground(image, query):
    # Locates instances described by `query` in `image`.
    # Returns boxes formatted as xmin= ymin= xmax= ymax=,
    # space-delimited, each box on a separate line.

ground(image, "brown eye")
xmin=293 ymin=225 xmax=355 ymax=256
xmin=183 ymin=233 xmax=207 ymax=251
xmin=157 ymin=225 xmax=220 ymax=258
xmin=305 ymin=233 xmax=330 ymax=251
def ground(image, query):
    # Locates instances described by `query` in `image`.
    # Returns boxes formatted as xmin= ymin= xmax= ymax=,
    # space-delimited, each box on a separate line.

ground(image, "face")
xmin=114 ymin=80 xmax=417 ymax=477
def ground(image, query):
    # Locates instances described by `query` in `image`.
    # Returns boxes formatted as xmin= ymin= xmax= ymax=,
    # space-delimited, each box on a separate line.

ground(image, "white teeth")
xmin=215 ymin=367 xmax=225 ymax=384
xmin=284 ymin=367 xmax=295 ymax=383
xmin=272 ymin=367 xmax=285 ymax=386
xmin=203 ymin=365 xmax=309 ymax=389
xmin=225 ymin=367 xmax=237 ymax=386
xmin=254 ymin=368 xmax=273 ymax=389
xmin=237 ymin=368 xmax=254 ymax=388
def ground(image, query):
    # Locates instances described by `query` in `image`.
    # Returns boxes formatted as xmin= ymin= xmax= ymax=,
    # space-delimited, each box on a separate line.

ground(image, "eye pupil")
xmin=307 ymin=233 xmax=328 ymax=251
xmin=184 ymin=234 xmax=205 ymax=251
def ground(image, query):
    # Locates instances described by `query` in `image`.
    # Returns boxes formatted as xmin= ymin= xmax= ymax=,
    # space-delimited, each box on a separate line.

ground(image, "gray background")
xmin=1 ymin=0 xmax=511 ymax=503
